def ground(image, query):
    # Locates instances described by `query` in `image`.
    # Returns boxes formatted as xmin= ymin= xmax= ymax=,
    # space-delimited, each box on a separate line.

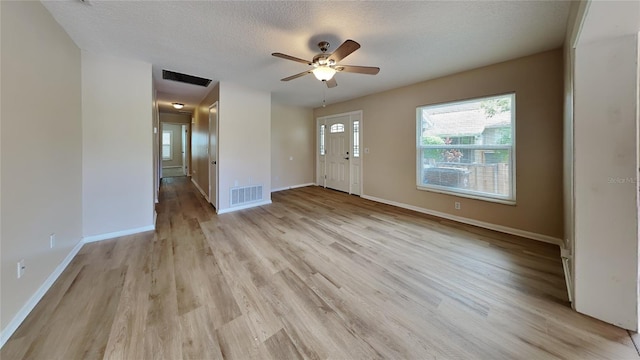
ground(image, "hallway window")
xmin=162 ymin=131 xmax=172 ymax=160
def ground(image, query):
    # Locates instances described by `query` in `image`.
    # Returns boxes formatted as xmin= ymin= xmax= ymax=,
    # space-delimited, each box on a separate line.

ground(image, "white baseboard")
xmin=217 ymin=200 xmax=273 ymax=214
xmin=0 ymin=239 xmax=84 ymax=348
xmin=162 ymin=165 xmax=182 ymax=168
xmin=1 ymin=223 xmax=157 ymax=348
xmin=271 ymin=183 xmax=316 ymax=192
xmin=191 ymin=178 xmax=209 ymax=202
xmin=82 ymin=225 xmax=155 ymax=243
xmin=361 ymin=194 xmax=563 ymax=247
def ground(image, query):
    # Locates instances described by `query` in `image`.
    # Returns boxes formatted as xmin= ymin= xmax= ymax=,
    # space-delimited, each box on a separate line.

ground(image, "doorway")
xmin=316 ymin=111 xmax=363 ymax=195
xmin=161 ymin=122 xmax=189 ymax=178
xmin=208 ymin=102 xmax=219 ymax=210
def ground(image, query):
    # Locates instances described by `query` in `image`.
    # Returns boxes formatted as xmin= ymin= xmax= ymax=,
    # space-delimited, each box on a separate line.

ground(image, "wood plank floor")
xmin=3 ymin=177 xmax=638 ymax=359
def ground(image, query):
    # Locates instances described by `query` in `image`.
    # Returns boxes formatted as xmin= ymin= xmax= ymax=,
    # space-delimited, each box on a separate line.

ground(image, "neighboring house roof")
xmin=422 ymin=108 xmax=510 ymax=137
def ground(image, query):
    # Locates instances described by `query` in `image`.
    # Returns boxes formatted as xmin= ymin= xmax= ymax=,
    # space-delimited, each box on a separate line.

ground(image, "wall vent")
xmin=162 ymin=70 xmax=212 ymax=87
xmin=230 ymin=185 xmax=263 ymax=207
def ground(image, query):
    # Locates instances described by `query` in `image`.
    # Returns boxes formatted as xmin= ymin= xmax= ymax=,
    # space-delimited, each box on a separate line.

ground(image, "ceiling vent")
xmin=162 ymin=70 xmax=212 ymax=87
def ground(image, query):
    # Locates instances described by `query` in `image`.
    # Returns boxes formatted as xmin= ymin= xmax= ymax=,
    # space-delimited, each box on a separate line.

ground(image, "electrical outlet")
xmin=454 ymin=201 xmax=461 ymax=210
xmin=289 ymin=156 xmax=293 ymax=161
xmin=17 ymin=259 xmax=25 ymax=279
xmin=50 ymin=233 xmax=56 ymax=248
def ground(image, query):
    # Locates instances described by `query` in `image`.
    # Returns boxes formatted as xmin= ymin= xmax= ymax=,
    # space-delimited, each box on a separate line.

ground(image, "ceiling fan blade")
xmin=328 ymin=40 xmax=360 ymax=63
xmin=325 ymin=78 xmax=337 ymax=88
xmin=336 ymin=65 xmax=380 ymax=75
xmin=281 ymin=70 xmax=313 ymax=81
xmin=272 ymin=53 xmax=312 ymax=65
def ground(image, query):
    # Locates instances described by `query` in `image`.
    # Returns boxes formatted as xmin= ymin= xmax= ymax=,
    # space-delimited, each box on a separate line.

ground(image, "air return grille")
xmin=230 ymin=185 xmax=263 ymax=207
xmin=162 ymin=70 xmax=212 ymax=87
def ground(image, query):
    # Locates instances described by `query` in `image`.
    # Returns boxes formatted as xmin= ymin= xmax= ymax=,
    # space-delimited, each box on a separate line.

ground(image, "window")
xmin=416 ymin=93 xmax=515 ymax=203
xmin=353 ymin=120 xmax=360 ymax=157
xmin=319 ymin=124 xmax=326 ymax=155
xmin=162 ymin=131 xmax=172 ymax=160
xmin=330 ymin=123 xmax=344 ymax=133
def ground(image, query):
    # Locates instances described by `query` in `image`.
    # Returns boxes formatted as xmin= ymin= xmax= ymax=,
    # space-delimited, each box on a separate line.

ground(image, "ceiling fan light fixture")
xmin=312 ymin=66 xmax=336 ymax=81
xmin=172 ymin=102 xmax=184 ymax=109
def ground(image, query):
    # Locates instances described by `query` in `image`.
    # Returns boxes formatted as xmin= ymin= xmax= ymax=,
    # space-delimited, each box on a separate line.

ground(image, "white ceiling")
xmin=41 ymin=0 xmax=571 ymax=112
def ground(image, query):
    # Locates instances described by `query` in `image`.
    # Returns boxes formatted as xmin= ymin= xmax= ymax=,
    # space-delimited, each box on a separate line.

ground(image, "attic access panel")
xmin=162 ymin=70 xmax=212 ymax=87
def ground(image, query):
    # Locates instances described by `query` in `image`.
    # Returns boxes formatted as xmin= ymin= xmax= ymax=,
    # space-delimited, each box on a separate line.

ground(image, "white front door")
xmin=325 ymin=118 xmax=350 ymax=193
xmin=317 ymin=111 xmax=364 ymax=195
xmin=208 ymin=102 xmax=218 ymax=210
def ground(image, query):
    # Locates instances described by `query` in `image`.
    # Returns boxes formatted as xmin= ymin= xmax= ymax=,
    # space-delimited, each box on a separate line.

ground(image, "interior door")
xmin=325 ymin=118 xmax=350 ymax=193
xmin=181 ymin=125 xmax=187 ymax=176
xmin=208 ymin=102 xmax=218 ymax=209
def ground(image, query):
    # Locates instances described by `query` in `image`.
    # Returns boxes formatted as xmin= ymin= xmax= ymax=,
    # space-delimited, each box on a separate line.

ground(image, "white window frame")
xmin=330 ymin=123 xmax=345 ymax=133
xmin=319 ymin=124 xmax=326 ymax=156
xmin=416 ymin=93 xmax=516 ymax=204
xmin=162 ymin=130 xmax=173 ymax=160
xmin=353 ymin=120 xmax=360 ymax=158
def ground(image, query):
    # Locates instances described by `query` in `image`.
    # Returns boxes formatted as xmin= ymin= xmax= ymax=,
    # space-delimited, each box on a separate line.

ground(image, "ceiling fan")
xmin=272 ymin=39 xmax=380 ymax=88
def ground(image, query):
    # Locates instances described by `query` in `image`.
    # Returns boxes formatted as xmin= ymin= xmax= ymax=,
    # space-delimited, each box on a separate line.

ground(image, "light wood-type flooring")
xmin=162 ymin=167 xmax=186 ymax=178
xmin=3 ymin=177 xmax=639 ymax=359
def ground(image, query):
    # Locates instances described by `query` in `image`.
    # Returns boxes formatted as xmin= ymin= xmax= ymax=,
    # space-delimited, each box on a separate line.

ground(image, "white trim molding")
xmin=271 ymin=183 xmax=316 ymax=193
xmin=217 ymin=200 xmax=273 ymax=214
xmin=191 ymin=178 xmax=209 ymax=202
xmin=0 ymin=239 xmax=85 ymax=348
xmin=361 ymin=194 xmax=563 ymax=246
xmin=1 ymin=224 xmax=158 ymax=348
xmin=82 ymin=225 xmax=155 ymax=243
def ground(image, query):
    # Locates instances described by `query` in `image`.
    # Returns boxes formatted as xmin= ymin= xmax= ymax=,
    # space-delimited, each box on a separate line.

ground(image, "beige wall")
xmin=271 ymin=102 xmax=314 ymax=190
xmin=192 ymin=82 xmax=271 ymax=211
xmin=315 ymin=49 xmax=564 ymax=239
xmin=1 ymin=0 xmax=82 ymax=334
xmin=160 ymin=112 xmax=191 ymax=124
xmin=218 ymin=82 xmax=271 ymax=212
xmin=161 ymin=123 xmax=184 ymax=168
xmin=573 ymin=0 xmax=639 ymax=330
xmin=81 ymin=52 xmax=154 ymax=237
xmin=192 ymin=83 xmax=220 ymax=198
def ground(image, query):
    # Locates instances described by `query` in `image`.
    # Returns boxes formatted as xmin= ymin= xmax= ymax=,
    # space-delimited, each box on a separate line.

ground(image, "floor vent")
xmin=230 ymin=185 xmax=263 ymax=207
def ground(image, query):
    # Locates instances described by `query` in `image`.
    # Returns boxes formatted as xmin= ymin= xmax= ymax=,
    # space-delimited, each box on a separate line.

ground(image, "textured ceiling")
xmin=41 ymin=0 xmax=571 ymax=112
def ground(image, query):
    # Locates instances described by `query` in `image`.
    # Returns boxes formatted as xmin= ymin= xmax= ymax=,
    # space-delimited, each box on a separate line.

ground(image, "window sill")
xmin=416 ymin=185 xmax=516 ymax=205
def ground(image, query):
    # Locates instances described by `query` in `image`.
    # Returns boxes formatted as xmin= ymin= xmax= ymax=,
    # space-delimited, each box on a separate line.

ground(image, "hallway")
xmin=2 ymin=177 xmax=637 ymax=359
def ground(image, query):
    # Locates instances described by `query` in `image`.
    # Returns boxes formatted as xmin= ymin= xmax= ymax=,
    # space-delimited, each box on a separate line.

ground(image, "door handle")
xmin=344 ymin=157 xmax=349 ymax=160
xmin=212 ymin=161 xmax=217 ymax=164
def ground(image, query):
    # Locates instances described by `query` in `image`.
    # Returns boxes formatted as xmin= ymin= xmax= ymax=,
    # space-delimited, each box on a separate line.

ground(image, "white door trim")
xmin=208 ymin=102 xmax=219 ymax=211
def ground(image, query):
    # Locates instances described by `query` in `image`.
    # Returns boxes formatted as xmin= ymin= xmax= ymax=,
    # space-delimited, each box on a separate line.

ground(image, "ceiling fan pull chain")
xmin=322 ymin=86 xmax=327 ymax=108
